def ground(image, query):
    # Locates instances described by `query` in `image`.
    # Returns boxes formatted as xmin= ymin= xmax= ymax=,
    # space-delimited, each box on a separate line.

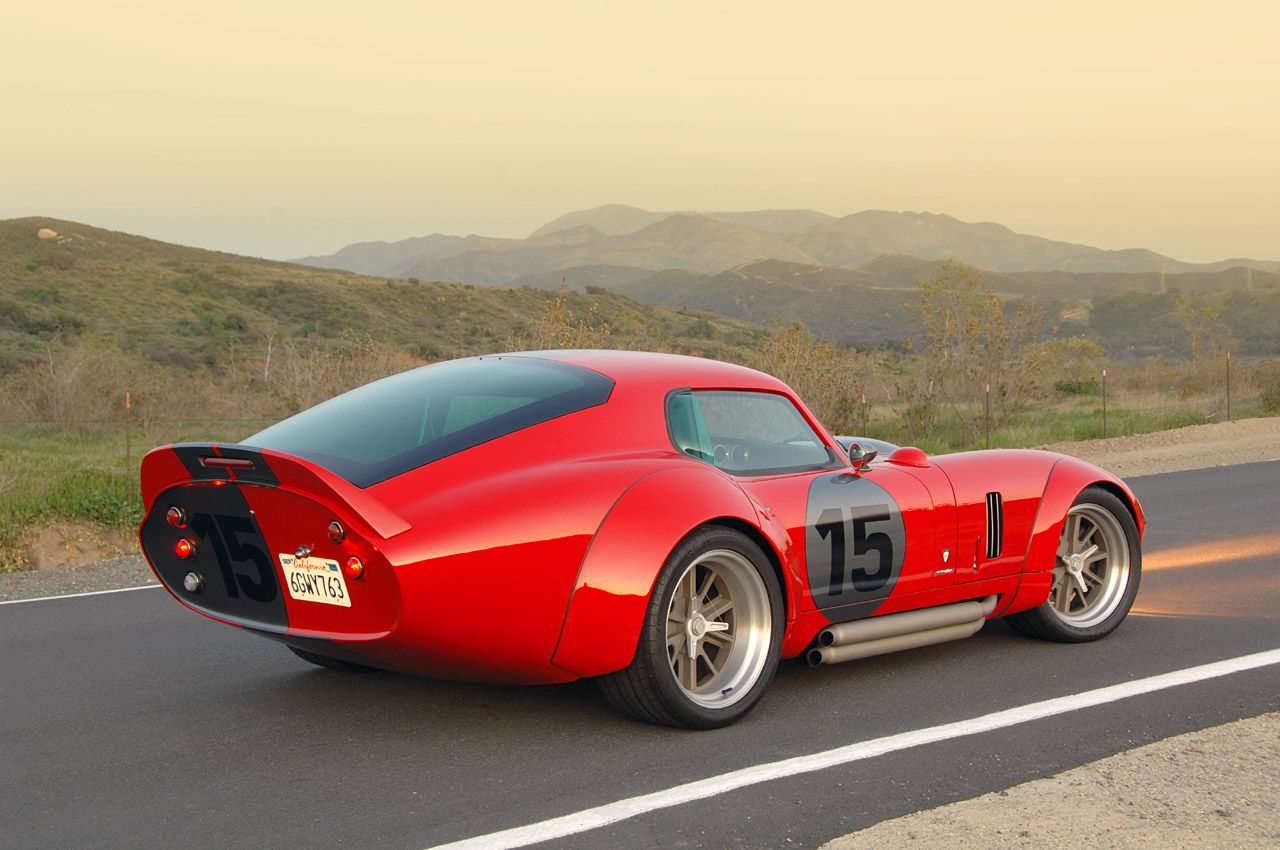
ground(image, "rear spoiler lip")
xmin=141 ymin=442 xmax=412 ymax=539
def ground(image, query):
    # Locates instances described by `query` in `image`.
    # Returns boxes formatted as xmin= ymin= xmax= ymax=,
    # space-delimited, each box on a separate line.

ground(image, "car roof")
xmin=509 ymin=349 xmax=791 ymax=393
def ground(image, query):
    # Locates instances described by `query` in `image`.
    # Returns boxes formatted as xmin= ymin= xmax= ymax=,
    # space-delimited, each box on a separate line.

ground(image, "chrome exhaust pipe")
xmin=806 ymin=595 xmax=998 ymax=667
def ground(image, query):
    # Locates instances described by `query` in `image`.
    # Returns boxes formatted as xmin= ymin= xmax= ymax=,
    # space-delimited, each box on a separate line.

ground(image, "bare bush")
xmin=509 ymin=288 xmax=611 ymax=351
xmin=269 ymin=332 xmax=420 ymax=413
xmin=748 ymin=323 xmax=876 ymax=435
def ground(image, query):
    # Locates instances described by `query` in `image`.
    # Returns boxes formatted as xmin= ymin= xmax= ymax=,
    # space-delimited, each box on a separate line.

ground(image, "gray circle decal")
xmin=805 ymin=473 xmax=906 ymax=610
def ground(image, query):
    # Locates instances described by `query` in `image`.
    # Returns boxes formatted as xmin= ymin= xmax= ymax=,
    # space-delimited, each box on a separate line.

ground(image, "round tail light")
xmin=327 ymin=521 xmax=346 ymax=543
xmin=175 ymin=538 xmax=196 ymax=559
xmin=166 ymin=506 xmax=188 ymax=528
xmin=344 ymin=557 xmax=365 ymax=580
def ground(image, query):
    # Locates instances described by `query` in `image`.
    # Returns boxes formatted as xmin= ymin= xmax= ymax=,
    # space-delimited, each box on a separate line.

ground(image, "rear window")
xmin=245 ymin=356 xmax=613 ymax=487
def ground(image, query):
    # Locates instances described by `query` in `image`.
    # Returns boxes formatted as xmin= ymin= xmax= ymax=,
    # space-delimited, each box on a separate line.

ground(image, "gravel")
xmin=0 ymin=554 xmax=155 ymax=602
xmin=1040 ymin=415 xmax=1280 ymax=479
xmin=822 ymin=712 xmax=1280 ymax=850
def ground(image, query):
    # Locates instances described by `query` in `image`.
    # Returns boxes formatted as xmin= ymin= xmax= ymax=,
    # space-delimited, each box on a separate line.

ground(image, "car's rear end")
xmin=138 ymin=354 xmax=639 ymax=681
xmin=139 ymin=443 xmax=405 ymax=655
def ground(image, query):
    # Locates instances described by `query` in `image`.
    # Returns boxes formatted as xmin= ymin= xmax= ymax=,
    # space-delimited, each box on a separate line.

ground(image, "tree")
xmin=915 ymin=262 xmax=1043 ymax=437
xmin=1175 ymin=295 xmax=1232 ymax=362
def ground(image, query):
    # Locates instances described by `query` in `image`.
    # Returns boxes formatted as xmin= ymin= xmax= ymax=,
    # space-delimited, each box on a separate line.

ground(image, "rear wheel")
xmin=598 ymin=526 xmax=783 ymax=728
xmin=1005 ymin=486 xmax=1141 ymax=642
xmin=288 ymin=645 xmax=380 ymax=673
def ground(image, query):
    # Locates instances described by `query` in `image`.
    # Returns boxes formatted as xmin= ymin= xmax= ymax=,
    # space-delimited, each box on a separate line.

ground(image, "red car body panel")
xmin=138 ymin=350 xmax=1144 ymax=687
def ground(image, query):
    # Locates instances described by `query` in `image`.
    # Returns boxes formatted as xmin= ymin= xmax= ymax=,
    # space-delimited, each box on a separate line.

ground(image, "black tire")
xmin=1005 ymin=486 xmax=1141 ymax=642
xmin=598 ymin=525 xmax=784 ymax=729
xmin=288 ymin=645 xmax=381 ymax=673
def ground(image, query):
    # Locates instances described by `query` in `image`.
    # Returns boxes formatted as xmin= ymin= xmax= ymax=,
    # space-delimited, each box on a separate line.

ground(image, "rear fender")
xmin=551 ymin=465 xmax=784 ymax=678
xmin=1003 ymin=455 xmax=1145 ymax=615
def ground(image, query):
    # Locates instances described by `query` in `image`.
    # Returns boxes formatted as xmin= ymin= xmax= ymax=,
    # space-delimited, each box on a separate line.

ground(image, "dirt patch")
xmin=21 ymin=520 xmax=137 ymax=570
xmin=1040 ymin=415 xmax=1280 ymax=478
xmin=822 ymin=712 xmax=1280 ymax=850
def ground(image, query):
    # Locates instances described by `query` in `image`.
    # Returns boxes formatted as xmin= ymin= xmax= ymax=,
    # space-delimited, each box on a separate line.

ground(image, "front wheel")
xmin=598 ymin=526 xmax=784 ymax=728
xmin=1005 ymin=486 xmax=1141 ymax=642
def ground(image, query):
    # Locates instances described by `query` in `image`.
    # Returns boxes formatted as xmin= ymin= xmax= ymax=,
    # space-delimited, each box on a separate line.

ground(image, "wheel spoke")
xmin=695 ymin=568 xmax=716 ymax=602
xmin=704 ymin=628 xmax=733 ymax=646
xmin=668 ymin=632 xmax=686 ymax=656
xmin=705 ymin=596 xmax=734 ymax=620
xmin=678 ymin=652 xmax=697 ymax=689
xmin=1071 ymin=571 xmax=1090 ymax=597
xmin=1051 ymin=571 xmax=1070 ymax=612
xmin=683 ymin=567 xmax=698 ymax=606
xmin=698 ymin=646 xmax=719 ymax=678
xmin=1080 ymin=521 xmax=1100 ymax=553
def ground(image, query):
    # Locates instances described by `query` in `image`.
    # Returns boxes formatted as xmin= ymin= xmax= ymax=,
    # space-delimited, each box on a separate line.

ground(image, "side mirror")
xmin=849 ymin=441 xmax=878 ymax=470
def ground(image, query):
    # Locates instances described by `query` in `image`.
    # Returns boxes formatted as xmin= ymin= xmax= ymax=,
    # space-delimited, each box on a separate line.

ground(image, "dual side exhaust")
xmin=806 ymin=595 xmax=999 ymax=667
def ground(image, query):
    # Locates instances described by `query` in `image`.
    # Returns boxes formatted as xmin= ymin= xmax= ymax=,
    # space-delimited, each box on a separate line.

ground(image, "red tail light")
xmin=175 ymin=539 xmax=196 ymax=559
xmin=344 ymin=556 xmax=364 ymax=580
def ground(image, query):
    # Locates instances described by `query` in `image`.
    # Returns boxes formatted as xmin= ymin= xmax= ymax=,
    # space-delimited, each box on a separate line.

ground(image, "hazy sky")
xmin=2 ymin=1 xmax=1277 ymax=262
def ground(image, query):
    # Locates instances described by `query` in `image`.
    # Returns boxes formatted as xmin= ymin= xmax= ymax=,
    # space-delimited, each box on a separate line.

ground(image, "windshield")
xmin=245 ymin=356 xmax=613 ymax=487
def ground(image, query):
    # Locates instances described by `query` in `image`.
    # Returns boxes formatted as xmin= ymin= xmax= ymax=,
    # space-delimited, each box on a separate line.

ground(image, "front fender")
xmin=550 ymin=464 xmax=766 ymax=678
xmin=1002 ymin=455 xmax=1145 ymax=616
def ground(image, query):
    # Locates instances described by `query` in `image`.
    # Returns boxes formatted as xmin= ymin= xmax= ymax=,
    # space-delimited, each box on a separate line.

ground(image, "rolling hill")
xmin=0 ymin=218 xmax=765 ymax=378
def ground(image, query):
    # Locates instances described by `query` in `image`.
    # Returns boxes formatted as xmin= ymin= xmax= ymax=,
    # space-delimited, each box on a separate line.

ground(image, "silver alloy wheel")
xmin=664 ymin=548 xmax=772 ymax=709
xmin=1049 ymin=503 xmax=1132 ymax=629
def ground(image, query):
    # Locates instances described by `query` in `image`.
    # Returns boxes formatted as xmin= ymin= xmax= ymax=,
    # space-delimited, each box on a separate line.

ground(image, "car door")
xmin=667 ymin=390 xmax=957 ymax=624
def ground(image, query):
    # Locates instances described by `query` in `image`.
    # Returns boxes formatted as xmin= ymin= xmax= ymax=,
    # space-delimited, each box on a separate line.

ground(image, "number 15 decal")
xmin=806 ymin=474 xmax=906 ymax=610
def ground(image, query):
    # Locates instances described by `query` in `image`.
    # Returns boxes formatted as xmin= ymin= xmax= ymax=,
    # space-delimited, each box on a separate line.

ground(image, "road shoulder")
xmin=822 ymin=711 xmax=1280 ymax=850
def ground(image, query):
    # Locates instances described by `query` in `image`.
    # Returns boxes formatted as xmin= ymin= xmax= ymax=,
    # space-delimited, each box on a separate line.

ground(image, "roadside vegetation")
xmin=2 ymin=220 xmax=1278 ymax=571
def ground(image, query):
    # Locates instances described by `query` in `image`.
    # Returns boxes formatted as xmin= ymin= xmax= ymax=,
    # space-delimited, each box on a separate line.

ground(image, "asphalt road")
xmin=2 ymin=462 xmax=1278 ymax=850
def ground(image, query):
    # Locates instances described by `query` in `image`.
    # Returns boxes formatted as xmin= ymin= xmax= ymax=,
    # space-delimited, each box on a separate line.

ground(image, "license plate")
xmin=278 ymin=553 xmax=351 ymax=607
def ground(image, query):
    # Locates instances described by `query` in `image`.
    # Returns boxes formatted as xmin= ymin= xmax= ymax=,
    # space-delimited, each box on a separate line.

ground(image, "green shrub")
xmin=44 ymin=469 xmax=139 ymax=527
xmin=1260 ymin=367 xmax=1280 ymax=413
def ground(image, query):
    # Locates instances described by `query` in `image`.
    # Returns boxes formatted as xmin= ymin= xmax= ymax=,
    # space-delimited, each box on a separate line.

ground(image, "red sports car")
xmin=139 ymin=351 xmax=1143 ymax=728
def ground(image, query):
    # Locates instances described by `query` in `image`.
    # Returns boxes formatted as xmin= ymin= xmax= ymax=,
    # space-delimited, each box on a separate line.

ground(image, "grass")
xmin=0 ymin=420 xmax=272 ymax=572
xmin=867 ymin=392 xmax=1268 ymax=456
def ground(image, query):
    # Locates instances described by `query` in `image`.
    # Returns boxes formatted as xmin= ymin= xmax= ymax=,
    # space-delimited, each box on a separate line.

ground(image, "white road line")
xmin=0 ymin=584 xmax=161 ymax=606
xmin=428 ymin=647 xmax=1280 ymax=850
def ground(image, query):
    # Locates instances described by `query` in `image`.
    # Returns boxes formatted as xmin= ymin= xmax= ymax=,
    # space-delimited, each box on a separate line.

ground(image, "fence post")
xmin=984 ymin=383 xmax=991 ymax=449
xmin=1101 ymin=368 xmax=1108 ymax=439
xmin=1226 ymin=351 xmax=1232 ymax=421
xmin=859 ymin=393 xmax=868 ymax=436
xmin=124 ymin=391 xmax=133 ymax=507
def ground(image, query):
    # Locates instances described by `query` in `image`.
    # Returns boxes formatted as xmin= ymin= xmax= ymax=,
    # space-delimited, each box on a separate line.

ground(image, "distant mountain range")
xmin=296 ymin=204 xmax=1280 ymax=286
xmin=291 ymin=205 xmax=1280 ymax=345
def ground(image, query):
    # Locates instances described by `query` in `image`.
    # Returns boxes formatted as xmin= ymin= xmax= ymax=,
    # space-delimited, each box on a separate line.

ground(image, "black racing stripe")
xmin=172 ymin=444 xmax=230 ymax=482
xmin=170 ymin=443 xmax=280 ymax=486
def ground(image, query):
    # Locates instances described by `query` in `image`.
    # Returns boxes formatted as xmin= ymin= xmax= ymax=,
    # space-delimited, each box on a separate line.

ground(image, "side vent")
xmin=985 ymin=492 xmax=1004 ymax=559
